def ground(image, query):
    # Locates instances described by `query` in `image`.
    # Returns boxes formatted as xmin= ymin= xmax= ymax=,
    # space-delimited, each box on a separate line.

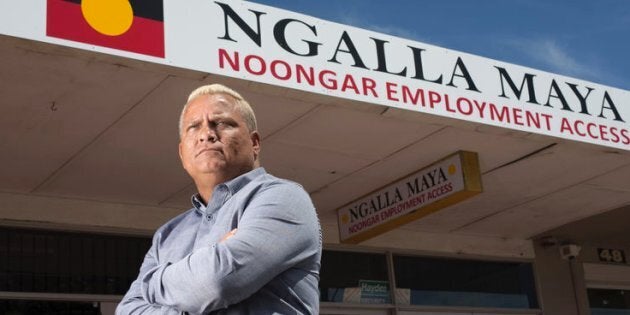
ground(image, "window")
xmin=0 ymin=227 xmax=151 ymax=295
xmin=393 ymin=255 xmax=539 ymax=309
xmin=319 ymin=250 xmax=391 ymax=304
xmin=588 ymin=288 xmax=630 ymax=315
xmin=0 ymin=300 xmax=100 ymax=315
xmin=1 ymin=227 xmax=540 ymax=313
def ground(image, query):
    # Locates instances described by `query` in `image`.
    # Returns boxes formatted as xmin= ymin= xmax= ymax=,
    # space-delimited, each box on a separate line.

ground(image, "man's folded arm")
xmin=142 ymin=182 xmax=320 ymax=314
xmin=116 ymin=237 xmax=183 ymax=315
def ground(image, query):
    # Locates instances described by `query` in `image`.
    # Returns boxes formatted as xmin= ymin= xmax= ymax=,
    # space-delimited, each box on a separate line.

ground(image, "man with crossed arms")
xmin=117 ymin=84 xmax=322 ymax=314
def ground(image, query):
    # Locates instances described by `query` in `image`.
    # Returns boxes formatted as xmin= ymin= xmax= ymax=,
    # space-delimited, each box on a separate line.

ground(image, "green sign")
xmin=359 ymin=280 xmax=391 ymax=304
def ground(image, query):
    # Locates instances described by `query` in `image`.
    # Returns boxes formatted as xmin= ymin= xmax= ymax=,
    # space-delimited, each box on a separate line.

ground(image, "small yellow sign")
xmin=337 ymin=151 xmax=482 ymax=244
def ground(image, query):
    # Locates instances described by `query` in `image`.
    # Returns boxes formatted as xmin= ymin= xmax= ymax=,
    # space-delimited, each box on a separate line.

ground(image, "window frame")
xmin=322 ymin=243 xmax=542 ymax=315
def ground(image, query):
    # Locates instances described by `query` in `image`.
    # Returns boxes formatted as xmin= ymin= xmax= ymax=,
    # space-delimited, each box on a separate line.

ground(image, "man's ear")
xmin=178 ymin=141 xmax=185 ymax=168
xmin=250 ymin=131 xmax=261 ymax=161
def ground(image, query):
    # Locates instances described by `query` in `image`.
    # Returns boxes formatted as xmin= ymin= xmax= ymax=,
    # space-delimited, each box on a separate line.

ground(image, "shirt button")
xmin=207 ymin=214 xmax=213 ymax=220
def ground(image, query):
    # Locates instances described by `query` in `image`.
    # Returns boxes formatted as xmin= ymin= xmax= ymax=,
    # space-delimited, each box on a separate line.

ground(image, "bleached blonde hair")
xmin=179 ymin=84 xmax=258 ymax=138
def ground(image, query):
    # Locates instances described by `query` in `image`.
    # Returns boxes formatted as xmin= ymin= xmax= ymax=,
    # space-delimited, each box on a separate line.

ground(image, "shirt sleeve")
xmin=141 ymin=182 xmax=320 ymax=314
xmin=116 ymin=234 xmax=184 ymax=315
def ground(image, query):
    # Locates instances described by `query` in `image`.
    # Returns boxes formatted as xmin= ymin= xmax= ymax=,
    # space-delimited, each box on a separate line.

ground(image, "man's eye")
xmin=216 ymin=121 xmax=231 ymax=128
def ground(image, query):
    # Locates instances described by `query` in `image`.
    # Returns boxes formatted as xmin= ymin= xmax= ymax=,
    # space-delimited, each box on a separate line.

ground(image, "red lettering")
xmin=513 ymin=108 xmax=524 ymax=126
xmin=270 ymin=60 xmax=291 ymax=80
xmin=541 ymin=114 xmax=553 ymax=131
xmin=586 ymin=122 xmax=599 ymax=139
xmin=244 ymin=54 xmax=266 ymax=75
xmin=386 ymin=82 xmax=399 ymax=101
xmin=426 ymin=183 xmax=453 ymax=200
xmin=525 ymin=110 xmax=541 ymax=129
xmin=362 ymin=77 xmax=377 ymax=97
xmin=574 ymin=120 xmax=586 ymax=137
xmin=428 ymin=91 xmax=441 ymax=109
xmin=609 ymin=127 xmax=620 ymax=143
xmin=296 ymin=64 xmax=315 ymax=85
xmin=341 ymin=75 xmax=359 ymax=94
xmin=444 ymin=94 xmax=454 ymax=113
xmin=599 ymin=124 xmax=610 ymax=141
xmin=348 ymin=214 xmax=380 ymax=234
xmin=473 ymin=100 xmax=486 ymax=119
xmin=218 ymin=48 xmax=239 ymax=71
xmin=402 ymin=85 xmax=424 ymax=106
xmin=489 ymin=104 xmax=510 ymax=123
xmin=456 ymin=97 xmax=473 ymax=115
xmin=560 ymin=118 xmax=574 ymax=135
xmin=319 ymin=70 xmax=337 ymax=89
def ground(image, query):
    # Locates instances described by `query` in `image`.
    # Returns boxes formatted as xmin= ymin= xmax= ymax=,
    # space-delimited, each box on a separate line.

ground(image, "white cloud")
xmin=335 ymin=12 xmax=431 ymax=44
xmin=363 ymin=24 xmax=423 ymax=41
xmin=505 ymin=38 xmax=605 ymax=82
xmin=535 ymin=40 xmax=592 ymax=76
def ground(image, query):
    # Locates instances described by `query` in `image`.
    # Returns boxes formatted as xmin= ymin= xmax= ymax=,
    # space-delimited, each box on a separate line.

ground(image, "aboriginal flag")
xmin=46 ymin=0 xmax=164 ymax=58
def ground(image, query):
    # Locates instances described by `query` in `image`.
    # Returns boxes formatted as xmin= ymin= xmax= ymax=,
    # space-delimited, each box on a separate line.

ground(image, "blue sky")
xmin=253 ymin=0 xmax=630 ymax=91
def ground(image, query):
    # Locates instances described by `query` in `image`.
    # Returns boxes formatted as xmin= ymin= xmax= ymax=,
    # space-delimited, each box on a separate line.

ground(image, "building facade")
xmin=1 ymin=1 xmax=629 ymax=314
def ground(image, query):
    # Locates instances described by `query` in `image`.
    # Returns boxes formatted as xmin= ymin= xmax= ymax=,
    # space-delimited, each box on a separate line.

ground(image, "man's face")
xmin=179 ymin=93 xmax=260 ymax=185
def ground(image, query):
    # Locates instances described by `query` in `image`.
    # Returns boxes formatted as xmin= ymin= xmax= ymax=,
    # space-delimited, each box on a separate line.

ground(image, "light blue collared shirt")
xmin=117 ymin=168 xmax=322 ymax=314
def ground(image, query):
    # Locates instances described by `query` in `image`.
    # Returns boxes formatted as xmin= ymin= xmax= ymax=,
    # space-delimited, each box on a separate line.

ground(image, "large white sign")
xmin=1 ymin=0 xmax=629 ymax=150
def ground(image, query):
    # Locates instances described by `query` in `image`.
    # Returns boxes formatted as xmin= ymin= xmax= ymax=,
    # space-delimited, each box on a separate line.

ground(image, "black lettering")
xmin=437 ymin=168 xmax=447 ymax=183
xmin=349 ymin=206 xmax=359 ymax=222
xmin=394 ymin=188 xmax=403 ymax=204
xmin=359 ymin=202 xmax=369 ymax=217
xmin=273 ymin=19 xmax=321 ymax=56
xmin=495 ymin=66 xmax=540 ymax=104
xmin=408 ymin=46 xmax=443 ymax=84
xmin=447 ymin=57 xmax=480 ymax=92
xmin=215 ymin=2 xmax=266 ymax=47
xmin=426 ymin=170 xmax=437 ymax=186
xmin=421 ymin=176 xmax=431 ymax=191
xmin=371 ymin=38 xmax=406 ymax=77
xmin=544 ymin=79 xmax=572 ymax=111
xmin=406 ymin=179 xmax=419 ymax=197
xmin=376 ymin=194 xmax=385 ymax=210
xmin=599 ymin=91 xmax=625 ymax=122
xmin=328 ymin=31 xmax=367 ymax=69
xmin=369 ymin=199 xmax=378 ymax=213
xmin=566 ymin=83 xmax=594 ymax=115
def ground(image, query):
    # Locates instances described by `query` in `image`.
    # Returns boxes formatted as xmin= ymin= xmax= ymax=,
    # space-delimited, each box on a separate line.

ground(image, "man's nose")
xmin=199 ymin=125 xmax=218 ymax=142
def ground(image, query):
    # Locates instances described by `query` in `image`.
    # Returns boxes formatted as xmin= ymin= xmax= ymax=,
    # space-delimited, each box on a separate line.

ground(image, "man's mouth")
xmin=196 ymin=148 xmax=222 ymax=157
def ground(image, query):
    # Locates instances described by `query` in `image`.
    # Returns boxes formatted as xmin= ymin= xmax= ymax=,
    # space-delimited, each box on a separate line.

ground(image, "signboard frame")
xmin=1 ymin=1 xmax=629 ymax=150
xmin=337 ymin=151 xmax=482 ymax=244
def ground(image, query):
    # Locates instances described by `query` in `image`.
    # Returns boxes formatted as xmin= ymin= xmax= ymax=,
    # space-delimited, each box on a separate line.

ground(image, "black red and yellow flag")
xmin=46 ymin=0 xmax=164 ymax=58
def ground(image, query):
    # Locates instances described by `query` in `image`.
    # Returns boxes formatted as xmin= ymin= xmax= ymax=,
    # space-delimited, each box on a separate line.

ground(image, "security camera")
xmin=559 ymin=244 xmax=581 ymax=260
xmin=539 ymin=236 xmax=558 ymax=248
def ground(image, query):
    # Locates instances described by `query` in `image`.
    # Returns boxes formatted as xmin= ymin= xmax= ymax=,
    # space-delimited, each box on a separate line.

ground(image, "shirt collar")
xmin=225 ymin=167 xmax=266 ymax=195
xmin=191 ymin=194 xmax=206 ymax=212
xmin=190 ymin=167 xmax=266 ymax=213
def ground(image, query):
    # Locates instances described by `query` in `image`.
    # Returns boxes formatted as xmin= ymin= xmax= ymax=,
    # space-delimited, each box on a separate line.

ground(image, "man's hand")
xmin=220 ymin=229 xmax=237 ymax=242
